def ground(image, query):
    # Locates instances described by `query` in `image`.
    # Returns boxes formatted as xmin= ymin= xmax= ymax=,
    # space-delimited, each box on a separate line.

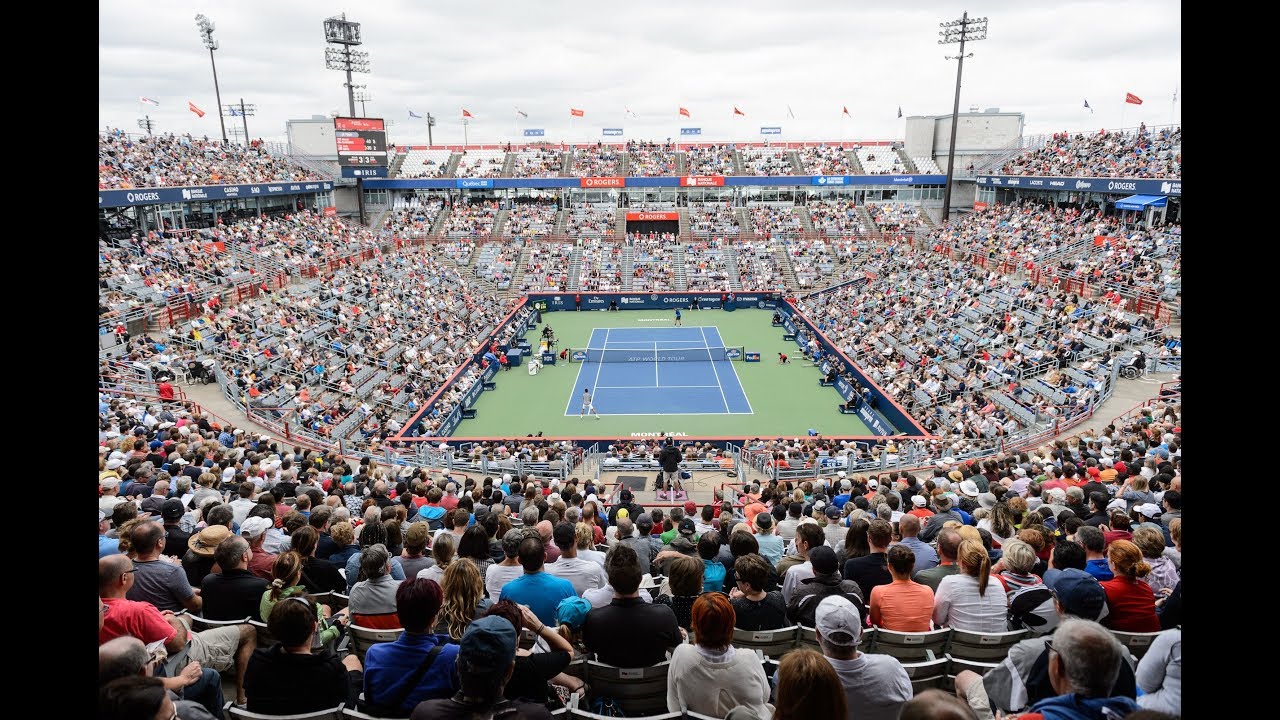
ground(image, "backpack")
xmin=1006 ymin=582 xmax=1055 ymax=633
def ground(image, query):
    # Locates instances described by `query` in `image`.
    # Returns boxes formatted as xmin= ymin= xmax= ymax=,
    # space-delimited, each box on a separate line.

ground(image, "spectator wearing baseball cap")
xmin=240 ymin=516 xmax=277 ymax=581
xmin=813 ymin=595 xmax=911 ymax=720
xmin=822 ymin=504 xmax=848 ymax=549
xmin=411 ymin=615 xmax=552 ymax=720
xmin=954 ymin=568 xmax=1138 ymax=718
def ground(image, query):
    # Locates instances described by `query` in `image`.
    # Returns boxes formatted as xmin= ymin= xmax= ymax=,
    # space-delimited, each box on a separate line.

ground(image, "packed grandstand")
xmin=99 ymin=117 xmax=1181 ymax=720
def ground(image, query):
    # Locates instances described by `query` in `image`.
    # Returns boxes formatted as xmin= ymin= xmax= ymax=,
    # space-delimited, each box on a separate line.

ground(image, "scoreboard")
xmin=334 ymin=117 xmax=387 ymax=167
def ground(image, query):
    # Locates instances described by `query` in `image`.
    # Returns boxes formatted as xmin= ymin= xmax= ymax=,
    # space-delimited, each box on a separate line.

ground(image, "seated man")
xmin=200 ymin=535 xmax=267 ymax=622
xmin=812 ymin=596 xmax=911 ymax=720
xmin=412 ymin=616 xmax=553 ymax=720
xmin=126 ymin=521 xmax=202 ymax=614
xmin=361 ymin=578 xmax=461 ymax=717
xmin=99 ymin=554 xmax=256 ymax=707
xmin=582 ymin=544 xmax=684 ymax=667
xmin=499 ymin=535 xmax=576 ymax=627
xmin=98 ymin=636 xmax=223 ymax=720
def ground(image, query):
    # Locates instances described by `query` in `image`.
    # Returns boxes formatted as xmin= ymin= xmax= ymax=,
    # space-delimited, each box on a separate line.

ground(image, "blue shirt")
xmin=1085 ymin=558 xmax=1115 ymax=581
xmin=702 ymin=560 xmax=726 ymax=593
xmin=754 ymin=534 xmax=785 ymax=565
xmin=99 ymin=535 xmax=121 ymax=558
xmin=363 ymin=632 xmax=460 ymax=713
xmin=499 ymin=571 xmax=576 ymax=626
xmin=832 ymin=493 xmax=851 ymax=509
xmin=896 ymin=537 xmax=939 ymax=573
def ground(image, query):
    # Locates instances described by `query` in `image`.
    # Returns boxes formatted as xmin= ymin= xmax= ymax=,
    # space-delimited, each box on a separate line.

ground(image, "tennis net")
xmin=568 ymin=346 xmax=745 ymax=363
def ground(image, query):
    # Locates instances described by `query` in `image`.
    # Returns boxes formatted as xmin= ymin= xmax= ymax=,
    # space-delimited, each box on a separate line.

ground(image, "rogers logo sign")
xmin=581 ymin=177 xmax=625 ymax=188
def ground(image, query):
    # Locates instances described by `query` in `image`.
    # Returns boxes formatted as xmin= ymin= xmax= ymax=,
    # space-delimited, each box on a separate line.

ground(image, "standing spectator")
xmin=666 ymin=593 xmax=773 ymax=718
xmin=499 ymin=535 xmax=576 ymax=627
xmin=814 ymin=595 xmax=912 ymax=720
xmin=1099 ymin=540 xmax=1160 ymax=632
xmin=729 ymin=553 xmax=788 ymax=631
xmin=869 ymin=545 xmax=935 ymax=632
xmin=933 ymin=539 xmax=1008 ymax=632
xmin=582 ymin=543 xmax=683 ymax=667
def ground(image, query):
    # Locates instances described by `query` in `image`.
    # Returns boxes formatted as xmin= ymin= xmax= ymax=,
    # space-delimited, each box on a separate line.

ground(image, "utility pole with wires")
xmin=137 ymin=116 xmax=155 ymax=136
xmin=938 ymin=11 xmax=988 ymax=222
xmin=222 ymin=99 xmax=256 ymax=145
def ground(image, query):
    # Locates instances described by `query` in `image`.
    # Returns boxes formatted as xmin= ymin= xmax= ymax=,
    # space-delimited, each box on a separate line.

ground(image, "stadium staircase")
xmin=855 ymin=205 xmax=876 ymax=232
xmin=915 ymin=209 xmax=939 ymax=232
xmin=620 ymin=245 xmax=635 ymax=290
xmin=967 ymin=136 xmax=1035 ymax=177
xmin=734 ymin=208 xmax=752 ymax=236
xmin=773 ymin=245 xmax=799 ymax=289
xmin=731 ymin=149 xmax=746 ymax=175
xmin=500 ymin=153 xmax=516 ymax=177
xmin=552 ymin=209 xmax=568 ymax=236
xmin=388 ymin=152 xmax=406 ymax=178
xmin=560 ymin=152 xmax=572 ymax=175
xmin=277 ymin=148 xmax=351 ymax=186
xmin=428 ymin=206 xmax=452 ymax=238
xmin=673 ymin=246 xmax=688 ymax=290
xmin=678 ymin=208 xmax=692 ymax=242
xmin=846 ymin=149 xmax=865 ymax=174
xmin=444 ymin=152 xmax=462 ymax=177
xmin=786 ymin=150 xmax=805 ymax=175
xmin=616 ymin=153 xmax=631 ymax=176
xmin=723 ymin=246 xmax=743 ymax=291
xmin=507 ymin=244 xmax=532 ymax=295
xmin=894 ymin=147 xmax=917 ymax=173
xmin=796 ymin=207 xmax=815 ymax=233
xmin=566 ymin=247 xmax=584 ymax=291
xmin=675 ymin=152 xmax=688 ymax=175
xmin=615 ymin=209 xmax=628 ymax=237
xmin=491 ymin=208 xmax=510 ymax=237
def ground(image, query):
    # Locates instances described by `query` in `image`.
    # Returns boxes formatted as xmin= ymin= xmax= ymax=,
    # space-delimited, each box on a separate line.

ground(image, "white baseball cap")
xmin=815 ymin=596 xmax=862 ymax=646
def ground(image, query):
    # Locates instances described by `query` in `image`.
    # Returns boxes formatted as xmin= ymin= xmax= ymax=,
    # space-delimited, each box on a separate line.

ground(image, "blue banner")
xmin=457 ymin=178 xmax=494 ymax=189
xmin=342 ymin=166 xmax=387 ymax=179
xmin=523 ymin=129 xmax=546 ymax=137
xmin=534 ymin=292 xmax=776 ymax=312
xmin=99 ymin=181 xmax=335 ymax=208
xmin=680 ymin=128 xmax=702 ymax=136
xmin=363 ymin=174 xmax=946 ymax=191
xmin=760 ymin=127 xmax=782 ymax=135
xmin=602 ymin=128 xmax=623 ymax=136
xmin=976 ymin=175 xmax=1181 ymax=197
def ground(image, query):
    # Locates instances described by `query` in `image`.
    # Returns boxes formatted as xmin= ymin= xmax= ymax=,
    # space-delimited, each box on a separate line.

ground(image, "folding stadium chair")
xmin=900 ymin=656 xmax=951 ymax=694
xmin=225 ymin=703 xmax=344 ymax=720
xmin=1109 ymin=629 xmax=1163 ymax=660
xmin=946 ymin=628 xmax=1029 ymax=663
xmin=585 ymin=659 xmax=672 ymax=716
xmin=730 ymin=625 xmax=799 ymax=658
xmin=946 ymin=653 xmax=1001 ymax=681
xmin=346 ymin=625 xmax=402 ymax=665
xmin=867 ymin=627 xmax=951 ymax=661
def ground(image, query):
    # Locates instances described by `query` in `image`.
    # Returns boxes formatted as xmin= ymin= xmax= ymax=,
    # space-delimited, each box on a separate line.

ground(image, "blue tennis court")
xmin=565 ymin=327 xmax=753 ymax=416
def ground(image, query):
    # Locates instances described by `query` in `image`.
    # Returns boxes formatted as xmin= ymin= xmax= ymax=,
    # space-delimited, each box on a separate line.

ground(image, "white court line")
xmin=564 ymin=333 xmax=595 ymax=416
xmin=700 ymin=326 xmax=731 ymax=413
xmin=654 ymin=341 xmax=660 ymax=387
xmin=588 ymin=328 xmax=609 ymax=411
xmin=559 ymin=411 xmax=755 ymax=417
xmin=722 ymin=349 xmax=755 ymax=415
xmin=592 ymin=384 xmax=724 ymax=389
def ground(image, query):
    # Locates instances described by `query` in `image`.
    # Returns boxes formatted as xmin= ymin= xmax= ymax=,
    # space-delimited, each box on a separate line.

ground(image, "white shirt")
xmin=932 ymin=574 xmax=1009 ymax=633
xmin=781 ymin=561 xmax=814 ymax=604
xmin=546 ymin=555 xmax=608 ymax=596
xmin=485 ymin=562 xmax=523 ymax=600
xmin=582 ymin=586 xmax=652 ymax=609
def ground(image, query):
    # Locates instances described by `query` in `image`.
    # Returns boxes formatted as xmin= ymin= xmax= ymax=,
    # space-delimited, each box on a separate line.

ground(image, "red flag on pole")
xmin=733 ymin=106 xmax=745 ymax=116
xmin=678 ymin=107 xmax=691 ymax=118
xmin=1125 ymin=93 xmax=1143 ymax=105
xmin=188 ymin=101 xmax=205 ymax=118
xmin=842 ymin=106 xmax=850 ymax=116
xmin=570 ymin=108 xmax=585 ymax=117
xmin=461 ymin=108 xmax=474 ymax=118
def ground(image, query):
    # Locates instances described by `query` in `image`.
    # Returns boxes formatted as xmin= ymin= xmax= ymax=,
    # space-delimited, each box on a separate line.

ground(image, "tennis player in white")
xmin=580 ymin=387 xmax=601 ymax=419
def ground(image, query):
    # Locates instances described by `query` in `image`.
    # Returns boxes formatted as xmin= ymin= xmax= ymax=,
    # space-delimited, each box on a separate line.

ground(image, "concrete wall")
xmin=286 ymin=117 xmax=338 ymax=159
xmin=905 ymin=111 xmax=1024 ymax=171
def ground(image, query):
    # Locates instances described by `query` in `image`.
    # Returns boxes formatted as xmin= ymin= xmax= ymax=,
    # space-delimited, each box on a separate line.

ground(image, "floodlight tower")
xmin=938 ymin=11 xmax=988 ymax=221
xmin=323 ymin=14 xmax=371 ymax=117
xmin=195 ymin=13 xmax=228 ymax=143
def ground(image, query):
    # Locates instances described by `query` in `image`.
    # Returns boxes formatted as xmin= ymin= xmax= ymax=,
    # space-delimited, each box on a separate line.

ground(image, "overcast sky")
xmin=100 ymin=0 xmax=1181 ymax=147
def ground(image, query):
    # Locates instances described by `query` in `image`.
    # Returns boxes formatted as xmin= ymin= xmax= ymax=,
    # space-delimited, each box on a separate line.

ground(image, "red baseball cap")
xmin=683 ymin=501 xmax=697 ymax=514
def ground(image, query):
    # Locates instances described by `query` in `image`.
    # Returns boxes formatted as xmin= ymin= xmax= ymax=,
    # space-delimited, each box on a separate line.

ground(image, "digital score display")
xmin=334 ymin=117 xmax=387 ymax=167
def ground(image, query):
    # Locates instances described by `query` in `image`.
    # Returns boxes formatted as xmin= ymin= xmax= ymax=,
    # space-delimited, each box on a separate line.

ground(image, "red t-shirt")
xmin=1100 ymin=577 xmax=1161 ymax=632
xmin=100 ymin=597 xmax=177 ymax=646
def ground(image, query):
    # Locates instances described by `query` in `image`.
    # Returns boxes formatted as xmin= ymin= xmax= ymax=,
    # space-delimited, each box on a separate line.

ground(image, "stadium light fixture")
xmin=323 ymin=14 xmax=371 ymax=117
xmin=195 ymin=13 xmax=229 ymax=143
xmin=222 ymin=99 xmax=257 ymax=145
xmin=937 ymin=10 xmax=988 ymax=222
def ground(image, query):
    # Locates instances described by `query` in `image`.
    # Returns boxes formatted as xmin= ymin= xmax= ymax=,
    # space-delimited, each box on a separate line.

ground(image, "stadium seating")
xmin=99 ymin=129 xmax=319 ymax=188
xmin=855 ymin=146 xmax=905 ymax=174
xmin=999 ymin=125 xmax=1181 ymax=178
xmin=395 ymin=148 xmax=452 ymax=178
xmin=453 ymin=149 xmax=505 ymax=178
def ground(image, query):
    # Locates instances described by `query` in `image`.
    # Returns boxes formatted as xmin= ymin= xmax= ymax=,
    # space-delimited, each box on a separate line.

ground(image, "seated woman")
xmin=244 ymin=595 xmax=363 ymax=715
xmin=728 ymin=553 xmax=788 ymax=631
xmin=435 ymin=558 xmax=491 ymax=641
xmin=348 ymin=545 xmax=402 ymax=629
xmin=484 ymin=599 xmax=583 ymax=706
xmin=654 ymin=555 xmax=704 ymax=631
xmin=932 ymin=539 xmax=1009 ymax=632
xmin=666 ymin=593 xmax=773 ymax=718
xmin=260 ymin=550 xmax=348 ymax=649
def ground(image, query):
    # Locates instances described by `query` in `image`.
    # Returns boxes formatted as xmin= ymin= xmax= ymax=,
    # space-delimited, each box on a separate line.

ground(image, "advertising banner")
xmin=976 ymin=175 xmax=1181 ymax=196
xmin=679 ymin=176 xmax=726 ymax=187
xmin=523 ymin=129 xmax=546 ymax=137
xmin=625 ymin=211 xmax=679 ymax=221
xmin=341 ymin=166 xmax=387 ymax=179
xmin=99 ymin=181 xmax=335 ymax=208
xmin=580 ymin=177 xmax=626 ymax=188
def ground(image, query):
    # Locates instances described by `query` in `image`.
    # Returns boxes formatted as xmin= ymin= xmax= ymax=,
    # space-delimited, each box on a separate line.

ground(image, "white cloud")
xmin=99 ymin=0 xmax=1181 ymax=146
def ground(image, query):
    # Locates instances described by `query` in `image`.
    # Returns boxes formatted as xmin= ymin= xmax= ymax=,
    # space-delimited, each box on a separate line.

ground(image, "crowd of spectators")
xmin=785 ymin=239 xmax=833 ymax=289
xmin=685 ymin=144 xmax=739 ymax=175
xmin=381 ymin=197 xmax=447 ymax=239
xmin=576 ymin=239 xmax=624 ymax=291
xmin=453 ymin=150 xmax=506 ymax=178
xmin=442 ymin=201 xmax=500 ymax=238
xmin=741 ymin=146 xmax=794 ymax=175
xmin=855 ymin=146 xmax=906 ymax=175
xmin=474 ymin=242 xmax=519 ymax=288
xmin=99 ymin=130 xmax=319 ymax=189
xmin=808 ymin=199 xmax=867 ymax=237
xmin=999 ymin=125 xmax=1182 ymax=178
xmin=394 ymin=149 xmax=452 ymax=179
xmin=683 ymin=239 xmax=734 ymax=290
xmin=798 ymin=145 xmax=853 ymax=175
xmin=747 ymin=205 xmax=804 ymax=238
xmin=504 ymin=200 xmax=559 ymax=238
xmin=867 ymin=203 xmax=925 ymax=233
xmin=509 ymin=148 xmax=565 ymax=178
xmin=736 ymin=240 xmax=786 ymax=291
xmin=564 ymin=205 xmax=616 ymax=237
xmin=99 ymin=420 xmax=1181 ymax=718
xmin=629 ymin=232 xmax=677 ymax=291
xmin=626 ymin=140 xmax=677 ymax=176
xmin=689 ymin=203 xmax=742 ymax=235
xmin=520 ymin=242 xmax=574 ymax=292
xmin=570 ymin=145 xmax=622 ymax=177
